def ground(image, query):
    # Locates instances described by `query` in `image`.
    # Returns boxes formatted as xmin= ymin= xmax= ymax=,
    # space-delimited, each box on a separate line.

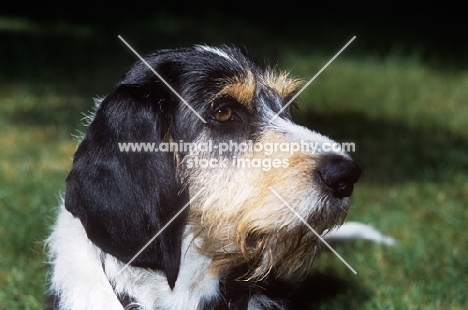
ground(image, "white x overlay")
xmin=269 ymin=187 xmax=357 ymax=274
xmin=117 ymin=188 xmax=205 ymax=275
xmin=115 ymin=36 xmax=357 ymax=276
xmin=269 ymin=36 xmax=356 ymax=122
xmin=118 ymin=35 xmax=207 ymax=123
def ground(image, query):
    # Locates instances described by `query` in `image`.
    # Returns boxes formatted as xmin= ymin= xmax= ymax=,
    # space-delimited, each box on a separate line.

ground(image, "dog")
xmin=46 ymin=45 xmax=393 ymax=309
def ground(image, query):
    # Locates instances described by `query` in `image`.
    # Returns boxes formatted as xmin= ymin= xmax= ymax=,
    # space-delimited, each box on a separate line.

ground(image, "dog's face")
xmin=65 ymin=45 xmax=360 ymax=289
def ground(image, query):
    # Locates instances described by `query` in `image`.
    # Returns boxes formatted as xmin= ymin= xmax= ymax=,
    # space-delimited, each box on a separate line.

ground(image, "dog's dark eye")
xmin=212 ymin=107 xmax=234 ymax=122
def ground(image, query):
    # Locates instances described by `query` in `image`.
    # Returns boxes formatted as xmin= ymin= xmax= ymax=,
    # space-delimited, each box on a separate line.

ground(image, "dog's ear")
xmin=65 ymin=53 xmax=189 ymax=289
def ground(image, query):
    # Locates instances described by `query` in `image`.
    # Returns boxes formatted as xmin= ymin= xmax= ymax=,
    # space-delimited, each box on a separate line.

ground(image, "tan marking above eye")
xmin=212 ymin=107 xmax=233 ymax=122
xmin=217 ymin=71 xmax=256 ymax=107
xmin=262 ymin=69 xmax=303 ymax=99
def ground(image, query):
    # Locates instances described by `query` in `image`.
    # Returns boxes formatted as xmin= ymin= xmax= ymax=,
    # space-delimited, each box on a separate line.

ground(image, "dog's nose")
xmin=315 ymin=155 xmax=361 ymax=198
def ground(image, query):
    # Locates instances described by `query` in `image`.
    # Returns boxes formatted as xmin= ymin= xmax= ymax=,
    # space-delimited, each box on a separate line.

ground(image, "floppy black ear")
xmin=65 ymin=54 xmax=188 ymax=289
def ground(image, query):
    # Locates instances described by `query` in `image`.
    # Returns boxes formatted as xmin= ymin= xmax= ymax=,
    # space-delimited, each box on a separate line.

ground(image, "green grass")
xmin=1 ymin=13 xmax=467 ymax=309
xmin=287 ymin=53 xmax=468 ymax=309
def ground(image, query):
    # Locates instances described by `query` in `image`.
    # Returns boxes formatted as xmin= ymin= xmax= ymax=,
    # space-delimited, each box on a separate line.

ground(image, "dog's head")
xmin=65 ymin=45 xmax=360 ymax=288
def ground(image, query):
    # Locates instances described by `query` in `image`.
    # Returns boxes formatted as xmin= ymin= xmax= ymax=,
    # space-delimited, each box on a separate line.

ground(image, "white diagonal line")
xmin=269 ymin=36 xmax=356 ymax=123
xmin=117 ymin=188 xmax=205 ymax=275
xmin=268 ymin=187 xmax=357 ymax=274
xmin=117 ymin=35 xmax=207 ymax=124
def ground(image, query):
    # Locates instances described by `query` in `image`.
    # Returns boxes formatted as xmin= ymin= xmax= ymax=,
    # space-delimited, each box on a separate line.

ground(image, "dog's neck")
xmin=48 ymin=209 xmax=285 ymax=309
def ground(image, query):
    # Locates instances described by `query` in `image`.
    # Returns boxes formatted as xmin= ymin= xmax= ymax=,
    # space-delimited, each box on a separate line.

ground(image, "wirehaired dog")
xmin=47 ymin=45 xmax=392 ymax=309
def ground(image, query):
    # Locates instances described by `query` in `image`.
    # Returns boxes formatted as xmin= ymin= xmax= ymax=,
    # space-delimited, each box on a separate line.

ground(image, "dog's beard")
xmin=183 ymin=155 xmax=350 ymax=281
xmin=179 ymin=125 xmax=352 ymax=281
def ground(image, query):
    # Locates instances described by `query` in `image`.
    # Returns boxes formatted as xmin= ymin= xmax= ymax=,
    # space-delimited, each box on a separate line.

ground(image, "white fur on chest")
xmin=48 ymin=207 xmax=279 ymax=309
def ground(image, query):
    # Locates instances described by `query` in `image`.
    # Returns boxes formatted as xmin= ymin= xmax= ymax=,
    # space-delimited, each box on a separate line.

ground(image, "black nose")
xmin=315 ymin=155 xmax=361 ymax=198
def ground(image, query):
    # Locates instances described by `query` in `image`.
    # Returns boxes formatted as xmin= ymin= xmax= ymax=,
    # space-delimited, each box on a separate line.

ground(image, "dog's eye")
xmin=212 ymin=107 xmax=234 ymax=122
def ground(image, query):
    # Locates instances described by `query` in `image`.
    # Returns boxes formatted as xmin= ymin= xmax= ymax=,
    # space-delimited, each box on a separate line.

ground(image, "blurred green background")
xmin=0 ymin=4 xmax=467 ymax=309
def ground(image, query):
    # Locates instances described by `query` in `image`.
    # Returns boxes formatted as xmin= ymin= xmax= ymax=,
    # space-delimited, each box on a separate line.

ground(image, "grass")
xmin=288 ymin=53 xmax=468 ymax=309
xmin=0 ymin=12 xmax=467 ymax=309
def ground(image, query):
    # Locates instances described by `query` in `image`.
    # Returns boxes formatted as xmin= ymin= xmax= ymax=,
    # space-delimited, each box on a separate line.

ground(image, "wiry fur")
xmin=46 ymin=45 xmax=392 ymax=310
xmin=184 ymin=123 xmax=351 ymax=281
